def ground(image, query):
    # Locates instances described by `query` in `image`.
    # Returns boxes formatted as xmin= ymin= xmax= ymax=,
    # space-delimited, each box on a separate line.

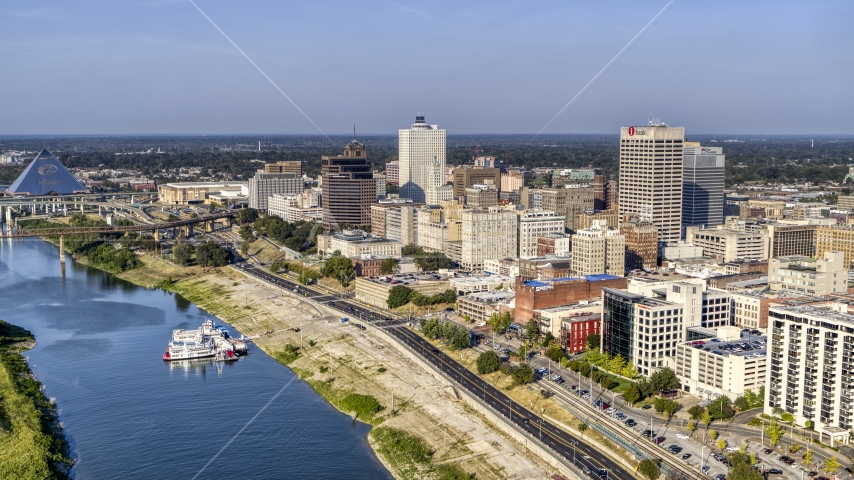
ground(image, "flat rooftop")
xmin=366 ymin=273 xmax=449 ymax=286
xmin=688 ymin=331 xmax=768 ymax=359
xmin=463 ymin=291 xmax=515 ymax=303
xmin=450 ymin=274 xmax=514 ymax=285
xmin=771 ymin=304 xmax=854 ymax=326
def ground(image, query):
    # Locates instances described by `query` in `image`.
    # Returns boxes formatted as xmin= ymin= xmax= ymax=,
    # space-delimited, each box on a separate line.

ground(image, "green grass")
xmin=370 ymin=427 xmax=433 ymax=478
xmin=0 ymin=320 xmax=71 ymax=479
xmin=435 ymin=463 xmax=473 ymax=480
xmin=274 ymin=344 xmax=300 ymax=365
xmin=339 ymin=393 xmax=384 ymax=421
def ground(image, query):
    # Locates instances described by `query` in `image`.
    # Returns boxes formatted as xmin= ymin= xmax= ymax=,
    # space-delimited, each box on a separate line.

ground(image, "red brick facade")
xmin=352 ymin=257 xmax=384 ymax=277
xmin=514 ymin=276 xmax=628 ymax=323
xmin=561 ymin=317 xmax=601 ymax=354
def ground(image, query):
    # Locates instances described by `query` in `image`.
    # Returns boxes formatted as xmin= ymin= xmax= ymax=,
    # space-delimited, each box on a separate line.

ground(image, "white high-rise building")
xmin=618 ymin=124 xmax=685 ymax=243
xmin=399 ymin=115 xmax=446 ymax=204
xmin=517 ymin=209 xmax=566 ymax=258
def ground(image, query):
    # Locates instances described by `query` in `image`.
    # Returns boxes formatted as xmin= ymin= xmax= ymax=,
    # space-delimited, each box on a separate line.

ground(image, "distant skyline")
xmin=1 ymin=1 xmax=852 ymax=135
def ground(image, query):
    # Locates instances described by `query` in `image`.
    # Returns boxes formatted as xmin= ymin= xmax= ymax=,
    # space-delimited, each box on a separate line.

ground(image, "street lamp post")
xmin=570 ymin=439 xmax=577 ymax=466
xmin=538 ymin=419 xmax=543 ymax=442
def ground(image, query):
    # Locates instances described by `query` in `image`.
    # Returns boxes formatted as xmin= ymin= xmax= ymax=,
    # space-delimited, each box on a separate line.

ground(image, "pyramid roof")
xmin=7 ymin=148 xmax=87 ymax=196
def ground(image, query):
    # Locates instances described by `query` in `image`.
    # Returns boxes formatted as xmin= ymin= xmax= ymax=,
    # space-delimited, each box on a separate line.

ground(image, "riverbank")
xmin=0 ymin=320 xmax=72 ymax=480
xmin=118 ymin=253 xmax=556 ymax=479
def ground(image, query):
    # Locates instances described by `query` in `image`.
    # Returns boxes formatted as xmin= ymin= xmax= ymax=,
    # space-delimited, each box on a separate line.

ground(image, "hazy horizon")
xmin=2 ymin=1 xmax=852 ymax=136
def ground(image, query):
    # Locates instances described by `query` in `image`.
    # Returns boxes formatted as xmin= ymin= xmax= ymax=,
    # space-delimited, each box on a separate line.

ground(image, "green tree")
xmin=525 ymin=319 xmax=539 ymax=338
xmin=584 ymin=333 xmax=601 ymax=350
xmin=238 ymin=225 xmax=255 ymax=241
xmin=688 ymin=405 xmax=706 ymax=419
xmin=477 ymin=351 xmax=501 ymax=374
xmin=167 ymin=213 xmax=179 ymax=222
xmin=824 ymin=456 xmax=840 ymax=474
xmin=578 ymin=422 xmax=588 ymax=437
xmin=621 ymin=364 xmax=639 ymax=379
xmin=638 ymin=459 xmax=660 ymax=480
xmin=717 ymin=438 xmax=727 ymax=452
xmin=542 ymin=332 xmax=555 ymax=347
xmin=488 ymin=311 xmax=512 ymax=334
xmin=802 ymin=449 xmax=812 ymax=466
xmin=701 ymin=410 xmax=713 ymax=429
xmin=709 ymin=429 xmax=718 ymax=442
xmin=607 ymin=354 xmax=626 ymax=374
xmin=236 ymin=208 xmax=258 ymax=224
xmin=708 ymin=395 xmax=735 ymax=420
xmin=727 ymin=451 xmax=764 ymax=480
xmin=323 ymin=255 xmax=356 ymax=287
xmin=240 ymin=242 xmax=250 ymax=255
xmin=172 ymin=242 xmax=193 ymax=266
xmin=622 ymin=385 xmax=641 ymax=405
xmin=687 ymin=421 xmax=697 ymax=436
xmin=401 ymin=244 xmax=423 ymax=256
xmin=379 ymin=258 xmax=399 ymax=275
xmin=781 ymin=412 xmax=794 ymax=424
xmin=545 ymin=345 xmax=564 ymax=363
xmin=387 ymin=285 xmax=412 ymax=309
xmin=518 ymin=344 xmax=528 ymax=360
xmin=512 ymin=363 xmax=535 ymax=385
xmin=764 ymin=420 xmax=783 ymax=446
xmin=650 ymin=367 xmax=680 ymax=392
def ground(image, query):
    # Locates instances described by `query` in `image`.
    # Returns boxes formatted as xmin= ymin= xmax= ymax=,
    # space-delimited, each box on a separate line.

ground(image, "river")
xmin=0 ymin=238 xmax=392 ymax=479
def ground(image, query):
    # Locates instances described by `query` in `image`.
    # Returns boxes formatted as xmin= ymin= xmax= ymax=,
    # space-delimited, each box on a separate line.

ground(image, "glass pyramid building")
xmin=6 ymin=148 xmax=87 ymax=196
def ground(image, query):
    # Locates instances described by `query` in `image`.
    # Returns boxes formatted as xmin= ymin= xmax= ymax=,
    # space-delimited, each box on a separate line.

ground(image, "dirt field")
xmin=118 ymin=256 xmax=556 ymax=479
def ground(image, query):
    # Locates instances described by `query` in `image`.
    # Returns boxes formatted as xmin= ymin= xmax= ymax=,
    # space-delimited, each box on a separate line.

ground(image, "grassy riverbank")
xmin=0 ymin=320 xmax=71 ymax=480
xmin=115 ymin=253 xmax=555 ymax=480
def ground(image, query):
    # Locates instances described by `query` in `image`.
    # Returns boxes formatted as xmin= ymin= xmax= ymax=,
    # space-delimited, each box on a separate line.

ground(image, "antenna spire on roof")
xmin=353 ymin=124 xmax=356 ymax=140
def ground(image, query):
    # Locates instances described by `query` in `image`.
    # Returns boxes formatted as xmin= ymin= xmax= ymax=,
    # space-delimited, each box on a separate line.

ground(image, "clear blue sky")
xmin=1 ymin=0 xmax=851 ymax=135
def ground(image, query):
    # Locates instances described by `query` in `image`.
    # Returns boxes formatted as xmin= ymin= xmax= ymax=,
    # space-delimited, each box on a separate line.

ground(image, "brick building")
xmin=514 ymin=274 xmax=627 ymax=323
xmin=352 ymin=256 xmax=386 ymax=277
xmin=561 ymin=314 xmax=601 ymax=354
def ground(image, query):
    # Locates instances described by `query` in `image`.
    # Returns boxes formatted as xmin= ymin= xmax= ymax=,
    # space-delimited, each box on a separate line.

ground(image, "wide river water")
xmin=0 ymin=238 xmax=392 ymax=479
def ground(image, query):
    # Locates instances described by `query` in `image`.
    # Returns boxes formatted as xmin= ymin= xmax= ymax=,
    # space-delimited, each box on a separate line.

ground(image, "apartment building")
xmin=730 ymin=290 xmax=773 ymax=329
xmin=571 ymin=220 xmax=625 ymax=277
xmin=453 ymin=167 xmax=501 ymax=198
xmin=465 ymin=186 xmax=498 ymax=207
xmin=416 ymin=202 xmax=463 ymax=252
xmin=385 ymin=205 xmax=418 ymax=246
xmin=501 ymin=171 xmax=525 ymax=192
xmin=576 ymin=209 xmax=620 ymax=230
xmin=425 ymin=184 xmax=454 ymax=205
xmin=385 ymin=160 xmax=399 ymax=185
xmin=817 ymin=225 xmax=854 ymax=267
xmin=793 ymin=203 xmax=831 ymax=220
xmin=457 ymin=291 xmax=514 ymax=325
xmin=537 ymin=233 xmax=571 ymax=257
xmin=769 ymin=251 xmax=848 ymax=295
xmin=459 ymin=208 xmax=518 ymax=271
xmin=263 ymin=161 xmax=302 ymax=175
xmin=762 ymin=222 xmax=817 ymax=258
xmin=541 ymin=185 xmax=595 ymax=232
xmin=766 ymin=304 xmax=854 ymax=446
xmin=592 ymin=175 xmax=617 ymax=211
xmin=518 ymin=209 xmax=566 ymax=259
xmin=248 ymin=171 xmax=302 ymax=211
xmin=621 ymin=217 xmax=659 ymax=270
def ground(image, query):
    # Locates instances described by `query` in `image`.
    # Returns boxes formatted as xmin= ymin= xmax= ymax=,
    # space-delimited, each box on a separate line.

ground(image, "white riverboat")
xmin=162 ymin=340 xmax=215 ymax=361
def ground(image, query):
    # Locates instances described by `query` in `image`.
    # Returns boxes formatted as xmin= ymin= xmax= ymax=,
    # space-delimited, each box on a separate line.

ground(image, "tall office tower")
xmin=618 ymin=124 xmax=684 ymax=243
xmin=321 ymin=140 xmax=376 ymax=230
xmin=399 ymin=115 xmax=446 ymax=204
xmin=682 ymin=143 xmax=725 ymax=231
xmin=249 ymin=171 xmax=302 ymax=211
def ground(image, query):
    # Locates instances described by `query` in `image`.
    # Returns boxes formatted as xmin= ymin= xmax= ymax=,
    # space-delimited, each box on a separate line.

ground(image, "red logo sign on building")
xmin=628 ymin=126 xmax=635 ymax=136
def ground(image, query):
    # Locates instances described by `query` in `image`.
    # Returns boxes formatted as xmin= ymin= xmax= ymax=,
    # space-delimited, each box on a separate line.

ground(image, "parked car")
xmin=764 ymin=449 xmax=773 ymax=454
xmin=625 ymin=419 xmax=637 ymax=427
xmin=715 ymin=475 xmax=726 ymax=480
xmin=641 ymin=405 xmax=652 ymax=410
xmin=655 ymin=436 xmax=666 ymax=444
xmin=582 ymin=466 xmax=592 ymax=475
xmin=682 ymin=453 xmax=692 ymax=460
xmin=675 ymin=433 xmax=688 ymax=439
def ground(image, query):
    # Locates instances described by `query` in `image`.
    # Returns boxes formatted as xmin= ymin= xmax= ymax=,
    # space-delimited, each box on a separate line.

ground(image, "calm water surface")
xmin=0 ymin=238 xmax=392 ymax=479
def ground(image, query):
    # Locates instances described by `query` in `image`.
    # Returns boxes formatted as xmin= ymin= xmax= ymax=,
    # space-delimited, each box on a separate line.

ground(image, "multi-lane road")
xmin=229 ymin=260 xmax=634 ymax=479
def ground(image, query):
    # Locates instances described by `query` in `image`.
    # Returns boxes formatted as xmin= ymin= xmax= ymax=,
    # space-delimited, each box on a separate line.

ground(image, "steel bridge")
xmin=1 ymin=212 xmax=233 ymax=238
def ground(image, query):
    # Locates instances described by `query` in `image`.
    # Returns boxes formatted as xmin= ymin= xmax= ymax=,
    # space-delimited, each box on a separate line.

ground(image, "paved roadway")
xmin=230 ymin=261 xmax=633 ymax=479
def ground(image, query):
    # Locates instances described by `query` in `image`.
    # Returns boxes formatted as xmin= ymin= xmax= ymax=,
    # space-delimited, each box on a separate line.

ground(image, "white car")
xmin=476 ymin=322 xmax=486 ymax=327
xmin=493 ymin=344 xmax=502 ymax=350
xmin=791 ymin=463 xmax=800 ymax=469
xmin=676 ymin=433 xmax=689 ymax=439
xmin=725 ymin=446 xmax=739 ymax=452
